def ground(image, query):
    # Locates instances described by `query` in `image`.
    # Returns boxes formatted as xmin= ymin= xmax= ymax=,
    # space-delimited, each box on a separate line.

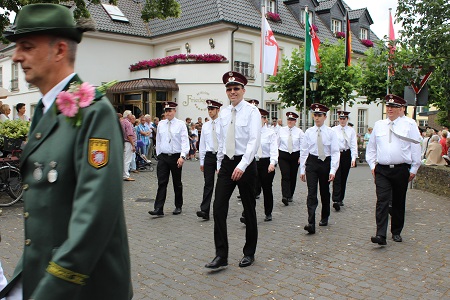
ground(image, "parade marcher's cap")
xmin=164 ymin=101 xmax=178 ymax=110
xmin=222 ymin=71 xmax=248 ymax=86
xmin=348 ymin=122 xmax=354 ymax=127
xmin=385 ymin=94 xmax=406 ymax=107
xmin=246 ymin=99 xmax=259 ymax=106
xmin=4 ymin=4 xmax=95 ymax=43
xmin=272 ymin=116 xmax=278 ymax=121
xmin=337 ymin=110 xmax=350 ymax=118
xmin=310 ymin=103 xmax=329 ymax=114
xmin=259 ymin=108 xmax=269 ymax=117
xmin=206 ymin=100 xmax=222 ymax=109
xmin=286 ymin=112 xmax=299 ymax=120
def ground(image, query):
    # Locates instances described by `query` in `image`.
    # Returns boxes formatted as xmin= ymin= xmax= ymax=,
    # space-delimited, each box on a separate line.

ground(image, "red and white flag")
xmin=260 ymin=17 xmax=279 ymax=76
xmin=388 ymin=9 xmax=396 ymax=76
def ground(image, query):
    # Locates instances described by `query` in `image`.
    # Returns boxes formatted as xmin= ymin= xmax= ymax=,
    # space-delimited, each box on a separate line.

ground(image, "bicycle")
xmin=0 ymin=136 xmax=24 ymax=207
xmin=0 ymin=158 xmax=24 ymax=207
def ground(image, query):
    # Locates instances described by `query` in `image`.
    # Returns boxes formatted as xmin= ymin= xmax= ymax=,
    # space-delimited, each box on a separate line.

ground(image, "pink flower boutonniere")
xmin=56 ymin=82 xmax=95 ymax=126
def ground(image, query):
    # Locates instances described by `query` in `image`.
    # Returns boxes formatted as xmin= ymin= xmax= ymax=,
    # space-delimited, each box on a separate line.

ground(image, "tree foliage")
xmin=0 ymin=0 xmax=181 ymax=41
xmin=266 ymin=41 xmax=360 ymax=112
xmin=396 ymin=0 xmax=450 ymax=126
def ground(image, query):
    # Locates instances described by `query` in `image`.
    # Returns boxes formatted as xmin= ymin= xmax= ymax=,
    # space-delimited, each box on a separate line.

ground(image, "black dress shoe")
xmin=288 ymin=197 xmax=293 ymax=202
xmin=338 ymin=201 xmax=344 ymax=206
xmin=237 ymin=195 xmax=241 ymax=199
xmin=238 ymin=255 xmax=255 ymax=267
xmin=148 ymin=209 xmax=164 ymax=216
xmin=333 ymin=202 xmax=341 ymax=211
xmin=319 ymin=219 xmax=328 ymax=226
xmin=392 ymin=234 xmax=402 ymax=242
xmin=196 ymin=211 xmax=209 ymax=220
xmin=371 ymin=235 xmax=387 ymax=245
xmin=240 ymin=216 xmax=246 ymax=224
xmin=256 ymin=194 xmax=260 ymax=199
xmin=264 ymin=214 xmax=272 ymax=222
xmin=205 ymin=256 xmax=228 ymax=269
xmin=173 ymin=207 xmax=182 ymax=215
xmin=282 ymin=198 xmax=289 ymax=206
xmin=304 ymin=224 xmax=315 ymax=234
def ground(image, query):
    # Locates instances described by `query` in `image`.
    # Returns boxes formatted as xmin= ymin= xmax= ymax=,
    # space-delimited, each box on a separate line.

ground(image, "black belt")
xmin=160 ymin=153 xmax=180 ymax=157
xmin=308 ymin=154 xmax=331 ymax=160
xmin=377 ymin=163 xmax=411 ymax=169
xmin=225 ymin=154 xmax=243 ymax=161
xmin=206 ymin=151 xmax=217 ymax=155
xmin=340 ymin=149 xmax=350 ymax=152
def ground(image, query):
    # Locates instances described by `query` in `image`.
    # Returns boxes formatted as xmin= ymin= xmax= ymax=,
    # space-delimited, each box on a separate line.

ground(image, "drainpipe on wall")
xmin=230 ymin=25 xmax=239 ymax=71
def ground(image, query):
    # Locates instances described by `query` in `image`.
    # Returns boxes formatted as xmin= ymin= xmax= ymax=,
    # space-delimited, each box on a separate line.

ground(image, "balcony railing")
xmin=233 ymin=61 xmax=255 ymax=79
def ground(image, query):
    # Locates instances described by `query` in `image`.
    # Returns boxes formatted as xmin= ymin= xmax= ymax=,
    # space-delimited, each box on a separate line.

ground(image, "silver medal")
xmin=33 ymin=162 xmax=43 ymax=181
xmin=48 ymin=161 xmax=58 ymax=183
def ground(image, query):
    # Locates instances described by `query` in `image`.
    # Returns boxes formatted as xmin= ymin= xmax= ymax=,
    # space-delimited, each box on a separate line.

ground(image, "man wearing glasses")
xmin=205 ymin=71 xmax=261 ymax=269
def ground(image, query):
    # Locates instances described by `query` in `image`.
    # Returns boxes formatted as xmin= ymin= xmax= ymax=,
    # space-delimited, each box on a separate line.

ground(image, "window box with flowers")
xmin=335 ymin=31 xmax=345 ymax=39
xmin=266 ymin=11 xmax=281 ymax=22
xmin=129 ymin=54 xmax=228 ymax=71
xmin=361 ymin=39 xmax=374 ymax=47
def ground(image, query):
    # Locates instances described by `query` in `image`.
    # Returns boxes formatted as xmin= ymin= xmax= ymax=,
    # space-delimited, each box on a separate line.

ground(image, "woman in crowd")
xmin=0 ymin=104 xmax=11 ymax=122
xmin=277 ymin=112 xmax=304 ymax=206
xmin=14 ymin=103 xmax=30 ymax=121
xmin=424 ymin=135 xmax=447 ymax=166
xmin=363 ymin=127 xmax=372 ymax=148
xmin=421 ymin=129 xmax=434 ymax=159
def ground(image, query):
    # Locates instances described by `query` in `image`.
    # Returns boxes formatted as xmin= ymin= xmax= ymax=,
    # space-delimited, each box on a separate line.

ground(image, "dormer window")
xmin=300 ymin=9 xmax=314 ymax=25
xmin=331 ymin=19 xmax=342 ymax=33
xmin=267 ymin=0 xmax=276 ymax=13
xmin=360 ymin=28 xmax=368 ymax=40
xmin=102 ymin=4 xmax=129 ymax=22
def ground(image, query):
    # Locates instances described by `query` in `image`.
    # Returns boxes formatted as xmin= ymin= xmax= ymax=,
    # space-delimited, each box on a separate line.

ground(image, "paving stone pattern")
xmin=1 ymin=162 xmax=449 ymax=299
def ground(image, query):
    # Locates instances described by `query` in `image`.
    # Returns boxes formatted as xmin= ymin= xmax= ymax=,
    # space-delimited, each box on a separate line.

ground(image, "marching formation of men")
xmin=147 ymin=71 xmax=422 ymax=270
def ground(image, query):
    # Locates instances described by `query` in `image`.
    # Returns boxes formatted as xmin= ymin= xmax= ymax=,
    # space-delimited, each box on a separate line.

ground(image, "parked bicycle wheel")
xmin=0 ymin=165 xmax=23 ymax=207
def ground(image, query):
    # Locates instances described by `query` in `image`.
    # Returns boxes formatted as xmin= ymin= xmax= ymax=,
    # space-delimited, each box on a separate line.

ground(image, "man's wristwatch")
xmin=181 ymin=156 xmax=186 ymax=160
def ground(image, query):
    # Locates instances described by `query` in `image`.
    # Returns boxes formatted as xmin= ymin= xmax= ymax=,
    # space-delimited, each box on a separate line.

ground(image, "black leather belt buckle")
xmin=389 ymin=164 xmax=394 ymax=168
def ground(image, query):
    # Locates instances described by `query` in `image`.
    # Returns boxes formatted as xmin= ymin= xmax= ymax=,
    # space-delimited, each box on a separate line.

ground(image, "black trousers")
xmin=200 ymin=152 xmax=217 ymax=214
xmin=305 ymin=155 xmax=331 ymax=224
xmin=332 ymin=149 xmax=351 ymax=202
xmin=213 ymin=156 xmax=258 ymax=258
xmin=256 ymin=158 xmax=276 ymax=216
xmin=278 ymin=150 xmax=300 ymax=199
xmin=154 ymin=153 xmax=183 ymax=210
xmin=374 ymin=164 xmax=410 ymax=237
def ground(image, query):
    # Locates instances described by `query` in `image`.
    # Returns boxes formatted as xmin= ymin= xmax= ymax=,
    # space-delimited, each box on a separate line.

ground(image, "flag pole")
xmin=261 ymin=0 xmax=266 ymax=107
xmin=303 ymin=6 xmax=308 ymax=131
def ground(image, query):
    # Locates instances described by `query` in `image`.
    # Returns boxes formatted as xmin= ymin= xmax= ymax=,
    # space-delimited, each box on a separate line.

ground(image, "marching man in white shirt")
xmin=149 ymin=101 xmax=190 ymax=217
xmin=300 ymin=103 xmax=340 ymax=234
xmin=331 ymin=111 xmax=358 ymax=211
xmin=366 ymin=94 xmax=422 ymax=245
xmin=197 ymin=100 xmax=222 ymax=220
xmin=205 ymin=71 xmax=261 ymax=269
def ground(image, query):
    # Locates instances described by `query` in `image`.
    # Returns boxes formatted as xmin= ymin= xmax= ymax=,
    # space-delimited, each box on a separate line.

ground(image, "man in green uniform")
xmin=0 ymin=4 xmax=132 ymax=300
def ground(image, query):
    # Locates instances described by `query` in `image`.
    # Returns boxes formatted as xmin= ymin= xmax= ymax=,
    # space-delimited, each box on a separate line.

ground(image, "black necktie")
xmin=30 ymin=99 xmax=44 ymax=133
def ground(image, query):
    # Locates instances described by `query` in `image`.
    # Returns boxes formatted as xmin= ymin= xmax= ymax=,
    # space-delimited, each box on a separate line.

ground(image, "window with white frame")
xmin=298 ymin=111 xmax=312 ymax=129
xmin=357 ymin=109 xmax=367 ymax=135
xmin=360 ymin=28 xmax=368 ymax=40
xmin=166 ymin=48 xmax=181 ymax=57
xmin=331 ymin=19 xmax=342 ymax=33
xmin=266 ymin=102 xmax=280 ymax=119
xmin=416 ymin=106 xmax=428 ymax=114
xmin=234 ymin=40 xmax=254 ymax=79
xmin=330 ymin=108 xmax=340 ymax=127
xmin=418 ymin=120 xmax=428 ymax=127
xmin=11 ymin=63 xmax=19 ymax=91
xmin=267 ymin=0 xmax=276 ymax=13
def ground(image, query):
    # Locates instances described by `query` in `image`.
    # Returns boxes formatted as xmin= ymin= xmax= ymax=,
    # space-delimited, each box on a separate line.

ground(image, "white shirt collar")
xmin=42 ymin=73 xmax=76 ymax=113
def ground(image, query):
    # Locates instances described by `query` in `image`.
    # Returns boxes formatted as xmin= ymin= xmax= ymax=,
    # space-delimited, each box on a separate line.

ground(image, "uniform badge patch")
xmin=88 ymin=138 xmax=109 ymax=168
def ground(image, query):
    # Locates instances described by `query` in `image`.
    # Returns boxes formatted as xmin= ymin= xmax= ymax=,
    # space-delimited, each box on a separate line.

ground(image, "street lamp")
xmin=309 ymin=78 xmax=318 ymax=102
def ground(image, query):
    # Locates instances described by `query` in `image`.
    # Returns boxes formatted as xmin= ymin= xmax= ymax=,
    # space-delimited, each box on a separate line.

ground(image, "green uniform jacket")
xmin=1 ymin=75 xmax=132 ymax=300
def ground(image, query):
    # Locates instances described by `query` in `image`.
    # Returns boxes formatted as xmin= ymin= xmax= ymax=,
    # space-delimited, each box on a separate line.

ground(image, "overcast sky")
xmin=344 ymin=0 xmax=402 ymax=40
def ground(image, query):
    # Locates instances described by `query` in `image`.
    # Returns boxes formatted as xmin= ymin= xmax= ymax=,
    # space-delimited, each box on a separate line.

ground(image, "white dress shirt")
xmin=156 ymin=117 xmax=190 ymax=158
xmin=199 ymin=118 xmax=221 ymax=166
xmin=332 ymin=125 xmax=358 ymax=161
xmin=278 ymin=126 xmax=304 ymax=152
xmin=366 ymin=116 xmax=422 ymax=174
xmin=300 ymin=125 xmax=340 ymax=175
xmin=259 ymin=125 xmax=278 ymax=165
xmin=42 ymin=72 xmax=76 ymax=113
xmin=270 ymin=124 xmax=281 ymax=136
xmin=217 ymin=100 xmax=261 ymax=171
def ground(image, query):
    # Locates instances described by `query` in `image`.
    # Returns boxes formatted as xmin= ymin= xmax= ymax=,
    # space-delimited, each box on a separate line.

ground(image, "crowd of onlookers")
xmin=0 ymin=101 xmax=30 ymax=122
xmin=420 ymin=127 xmax=450 ymax=166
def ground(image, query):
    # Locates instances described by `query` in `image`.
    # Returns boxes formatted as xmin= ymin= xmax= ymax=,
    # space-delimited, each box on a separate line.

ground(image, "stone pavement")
xmin=1 ymin=162 xmax=449 ymax=299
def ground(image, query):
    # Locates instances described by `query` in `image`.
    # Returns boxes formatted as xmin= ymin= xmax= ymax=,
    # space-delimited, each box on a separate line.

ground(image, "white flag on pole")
xmin=260 ymin=17 xmax=279 ymax=76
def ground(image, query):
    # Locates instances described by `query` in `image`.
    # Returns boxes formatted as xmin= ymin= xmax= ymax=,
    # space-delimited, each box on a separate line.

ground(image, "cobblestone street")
xmin=1 ymin=162 xmax=449 ymax=299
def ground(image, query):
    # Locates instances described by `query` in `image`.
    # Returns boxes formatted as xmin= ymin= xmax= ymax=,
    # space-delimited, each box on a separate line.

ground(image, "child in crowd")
xmin=189 ymin=133 xmax=198 ymax=160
